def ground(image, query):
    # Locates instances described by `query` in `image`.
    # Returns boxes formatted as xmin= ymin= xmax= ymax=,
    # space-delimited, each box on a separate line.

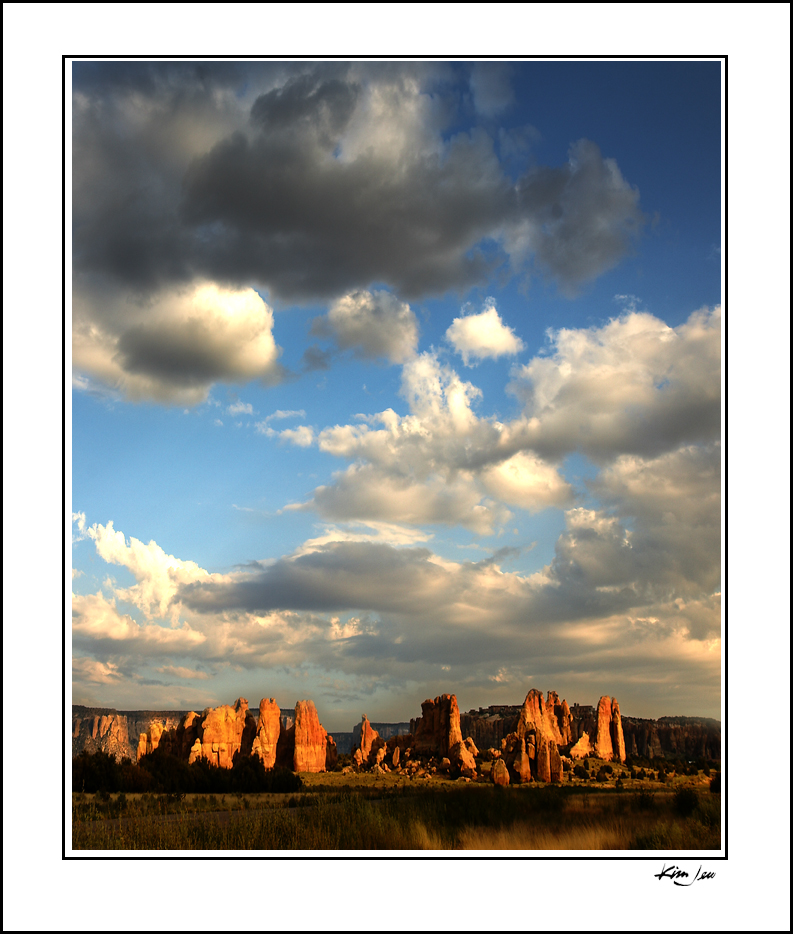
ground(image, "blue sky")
xmin=71 ymin=60 xmax=722 ymax=729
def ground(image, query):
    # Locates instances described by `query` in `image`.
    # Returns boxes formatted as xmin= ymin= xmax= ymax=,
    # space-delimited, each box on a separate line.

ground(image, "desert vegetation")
xmin=71 ymin=750 xmax=720 ymax=850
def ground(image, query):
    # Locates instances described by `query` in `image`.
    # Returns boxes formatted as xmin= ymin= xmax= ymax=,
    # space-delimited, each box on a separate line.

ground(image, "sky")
xmin=70 ymin=59 xmax=723 ymax=730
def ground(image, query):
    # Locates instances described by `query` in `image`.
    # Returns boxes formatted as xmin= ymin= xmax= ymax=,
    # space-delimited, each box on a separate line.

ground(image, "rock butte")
xmin=73 ymin=689 xmax=720 ymax=774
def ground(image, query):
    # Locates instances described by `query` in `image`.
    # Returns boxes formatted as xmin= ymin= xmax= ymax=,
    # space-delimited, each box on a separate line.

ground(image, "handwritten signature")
xmin=654 ymin=864 xmax=716 ymax=886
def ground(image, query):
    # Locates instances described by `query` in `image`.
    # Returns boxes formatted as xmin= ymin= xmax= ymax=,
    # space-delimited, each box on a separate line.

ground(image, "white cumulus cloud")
xmin=446 ymin=302 xmax=525 ymax=365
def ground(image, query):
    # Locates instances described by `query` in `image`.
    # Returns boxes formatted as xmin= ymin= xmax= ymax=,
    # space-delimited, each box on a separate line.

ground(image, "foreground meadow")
xmin=71 ymin=780 xmax=720 ymax=851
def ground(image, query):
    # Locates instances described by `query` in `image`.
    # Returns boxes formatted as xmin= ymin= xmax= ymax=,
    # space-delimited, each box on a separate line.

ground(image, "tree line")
xmin=72 ymin=747 xmax=303 ymax=794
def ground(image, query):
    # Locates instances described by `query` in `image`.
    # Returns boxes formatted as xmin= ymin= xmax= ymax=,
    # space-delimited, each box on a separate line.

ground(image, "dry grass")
xmin=460 ymin=819 xmax=635 ymax=850
xmin=72 ymin=781 xmax=721 ymax=851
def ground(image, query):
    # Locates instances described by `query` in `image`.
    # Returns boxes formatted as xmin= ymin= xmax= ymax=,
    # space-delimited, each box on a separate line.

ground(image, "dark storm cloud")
xmin=73 ymin=62 xmax=644 ymax=306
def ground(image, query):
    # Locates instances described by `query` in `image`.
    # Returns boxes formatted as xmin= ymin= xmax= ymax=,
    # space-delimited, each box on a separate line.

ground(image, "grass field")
xmin=71 ymin=773 xmax=721 ymax=851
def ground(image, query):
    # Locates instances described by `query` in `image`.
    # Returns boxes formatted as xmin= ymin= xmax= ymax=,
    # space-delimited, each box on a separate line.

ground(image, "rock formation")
xmin=611 ymin=700 xmax=626 ymax=763
xmin=620 ymin=716 xmax=721 ymax=760
xmin=549 ymin=742 xmax=563 ymax=783
xmin=293 ymin=700 xmax=331 ymax=773
xmin=513 ymin=738 xmax=532 ymax=783
xmin=132 ymin=696 xmax=335 ymax=773
xmin=72 ymin=710 xmax=134 ymax=761
xmin=594 ymin=696 xmax=615 ymax=760
xmin=491 ymin=758 xmax=510 ymax=785
xmin=252 ymin=698 xmax=281 ymax=769
xmin=410 ymin=694 xmax=463 ymax=758
xmin=325 ymin=735 xmax=338 ymax=771
xmin=73 ymin=691 xmax=720 ymax=773
xmin=569 ymin=732 xmax=593 ymax=759
xmin=352 ymin=715 xmax=387 ymax=768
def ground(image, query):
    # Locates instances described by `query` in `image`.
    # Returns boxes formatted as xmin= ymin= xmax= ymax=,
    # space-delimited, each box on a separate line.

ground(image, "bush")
xmin=709 ymin=772 xmax=721 ymax=793
xmin=573 ymin=764 xmax=587 ymax=780
xmin=72 ymin=750 xmax=120 ymax=794
xmin=595 ymin=767 xmax=609 ymax=782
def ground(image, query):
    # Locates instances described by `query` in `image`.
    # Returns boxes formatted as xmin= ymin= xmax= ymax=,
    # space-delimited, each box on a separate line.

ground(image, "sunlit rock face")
xmin=410 ymin=694 xmax=463 ymax=757
xmin=293 ymin=700 xmax=330 ymax=773
xmin=595 ymin=696 xmax=615 ymax=760
xmin=252 ymin=698 xmax=281 ymax=769
xmin=352 ymin=715 xmax=385 ymax=768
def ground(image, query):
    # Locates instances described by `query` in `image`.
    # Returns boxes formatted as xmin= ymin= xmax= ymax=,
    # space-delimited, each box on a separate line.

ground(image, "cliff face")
xmin=72 ymin=710 xmax=134 ymax=761
xmin=72 ymin=706 xmax=187 ymax=762
xmin=621 ymin=716 xmax=721 ymax=759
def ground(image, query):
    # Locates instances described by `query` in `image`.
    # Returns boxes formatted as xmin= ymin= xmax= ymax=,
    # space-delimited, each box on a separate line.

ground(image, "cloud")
xmin=302 ymin=463 xmax=510 ymax=535
xmin=156 ymin=665 xmax=211 ymax=680
xmin=72 ymin=590 xmax=206 ymax=652
xmin=312 ymin=289 xmax=419 ymax=363
xmin=279 ymin=425 xmax=314 ymax=447
xmin=74 ymin=514 xmax=721 ymax=715
xmin=73 ymin=656 xmax=123 ymax=684
xmin=480 ymin=451 xmax=572 ymax=511
xmin=507 ymin=306 xmax=721 ymax=461
xmin=293 ymin=521 xmax=433 ymax=555
xmin=445 ymin=301 xmax=525 ymax=364
xmin=504 ymin=139 xmax=644 ymax=294
xmin=73 ymin=62 xmax=643 ymax=312
xmin=73 ymin=283 xmax=283 ymax=405
xmin=470 ymin=63 xmax=515 ymax=117
xmin=227 ymin=401 xmax=254 ymax=415
xmin=85 ymin=520 xmax=211 ymax=619
xmin=262 ymin=409 xmax=306 ymax=423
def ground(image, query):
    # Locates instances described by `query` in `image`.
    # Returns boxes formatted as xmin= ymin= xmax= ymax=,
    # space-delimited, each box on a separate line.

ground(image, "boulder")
xmin=391 ymin=747 xmax=400 ymax=768
xmin=491 ymin=759 xmax=510 ymax=786
xmin=449 ymin=741 xmax=477 ymax=774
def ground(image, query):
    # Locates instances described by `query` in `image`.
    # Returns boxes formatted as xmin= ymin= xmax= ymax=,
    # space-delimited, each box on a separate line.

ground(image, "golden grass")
xmin=460 ymin=818 xmax=634 ymax=850
xmin=72 ymin=782 xmax=721 ymax=851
